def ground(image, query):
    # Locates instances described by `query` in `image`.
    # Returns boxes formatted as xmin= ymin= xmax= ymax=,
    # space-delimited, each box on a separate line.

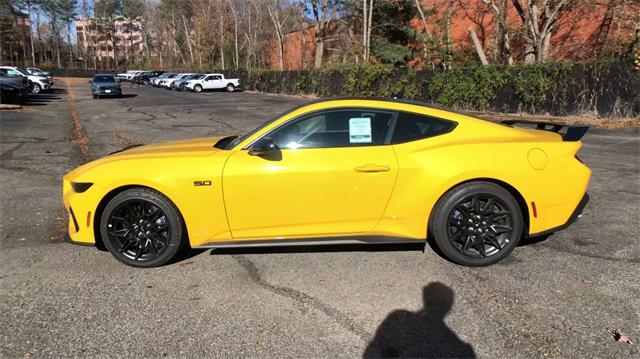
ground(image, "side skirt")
xmin=193 ymin=236 xmax=425 ymax=249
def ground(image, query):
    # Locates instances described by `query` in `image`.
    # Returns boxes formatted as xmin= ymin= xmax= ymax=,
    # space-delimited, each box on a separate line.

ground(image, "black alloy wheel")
xmin=429 ymin=181 xmax=523 ymax=266
xmin=100 ymin=188 xmax=184 ymax=267
xmin=447 ymin=194 xmax=513 ymax=258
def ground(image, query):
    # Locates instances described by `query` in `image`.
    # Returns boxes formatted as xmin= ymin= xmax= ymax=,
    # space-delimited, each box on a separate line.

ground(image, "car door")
xmin=222 ymin=108 xmax=399 ymax=240
xmin=201 ymin=75 xmax=214 ymax=89
xmin=211 ymin=75 xmax=223 ymax=89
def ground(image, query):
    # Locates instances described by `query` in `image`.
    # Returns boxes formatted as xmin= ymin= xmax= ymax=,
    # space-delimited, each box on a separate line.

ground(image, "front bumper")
xmin=94 ymin=88 xmax=122 ymax=96
xmin=63 ymin=180 xmax=104 ymax=245
xmin=529 ymin=193 xmax=589 ymax=238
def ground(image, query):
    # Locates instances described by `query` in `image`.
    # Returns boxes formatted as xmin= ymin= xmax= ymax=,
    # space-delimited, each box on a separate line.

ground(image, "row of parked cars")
xmin=0 ymin=66 xmax=54 ymax=103
xmin=117 ymin=70 xmax=241 ymax=92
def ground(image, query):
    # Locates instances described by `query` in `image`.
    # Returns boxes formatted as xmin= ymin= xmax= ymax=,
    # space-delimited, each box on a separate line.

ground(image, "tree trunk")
xmin=182 ymin=14 xmax=194 ymax=66
xmin=67 ymin=22 xmax=74 ymax=67
xmin=27 ymin=0 xmax=36 ymax=66
xmin=362 ymin=0 xmax=367 ymax=62
xmin=469 ymin=28 xmax=488 ymax=65
xmin=367 ymin=0 xmax=373 ymax=60
xmin=314 ymin=35 xmax=324 ymax=68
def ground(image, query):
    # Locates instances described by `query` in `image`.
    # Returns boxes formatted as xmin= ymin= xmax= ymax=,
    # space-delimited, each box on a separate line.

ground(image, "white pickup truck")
xmin=185 ymin=73 xmax=240 ymax=92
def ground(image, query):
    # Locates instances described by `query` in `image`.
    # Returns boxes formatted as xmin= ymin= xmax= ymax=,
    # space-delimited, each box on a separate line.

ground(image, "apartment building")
xmin=76 ymin=17 xmax=144 ymax=63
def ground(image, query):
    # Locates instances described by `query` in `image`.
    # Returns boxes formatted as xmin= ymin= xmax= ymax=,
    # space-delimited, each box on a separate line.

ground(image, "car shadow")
xmin=209 ymin=242 xmax=424 ymax=256
xmin=46 ymin=88 xmax=68 ymax=94
xmin=518 ymin=234 xmax=552 ymax=246
xmin=363 ymin=282 xmax=476 ymax=358
xmin=167 ymin=247 xmax=208 ymax=265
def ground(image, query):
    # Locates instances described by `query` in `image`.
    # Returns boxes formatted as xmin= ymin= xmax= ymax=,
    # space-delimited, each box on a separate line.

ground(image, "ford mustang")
xmin=63 ymin=98 xmax=591 ymax=267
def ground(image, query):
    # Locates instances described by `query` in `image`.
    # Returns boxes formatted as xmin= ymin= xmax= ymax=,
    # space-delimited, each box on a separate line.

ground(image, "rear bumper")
xmin=529 ymin=193 xmax=589 ymax=238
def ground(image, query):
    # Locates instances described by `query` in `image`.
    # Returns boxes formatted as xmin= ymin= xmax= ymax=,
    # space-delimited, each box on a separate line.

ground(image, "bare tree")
xmin=362 ymin=0 xmax=373 ymax=62
xmin=267 ymin=0 xmax=289 ymax=70
xmin=306 ymin=0 xmax=341 ymax=68
xmin=511 ymin=0 xmax=570 ymax=62
xmin=481 ymin=0 xmax=513 ymax=64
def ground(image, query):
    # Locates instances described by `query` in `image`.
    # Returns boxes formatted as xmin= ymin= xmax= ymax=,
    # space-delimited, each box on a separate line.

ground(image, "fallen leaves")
xmin=609 ymin=329 xmax=634 ymax=344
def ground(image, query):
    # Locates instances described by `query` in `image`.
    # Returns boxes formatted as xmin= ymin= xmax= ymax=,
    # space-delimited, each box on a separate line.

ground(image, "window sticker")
xmin=349 ymin=117 xmax=372 ymax=143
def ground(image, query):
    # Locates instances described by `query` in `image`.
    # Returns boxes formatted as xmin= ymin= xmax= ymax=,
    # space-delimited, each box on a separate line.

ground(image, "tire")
xmin=100 ymin=188 xmax=185 ymax=268
xmin=92 ymin=94 xmax=97 ymax=99
xmin=179 ymin=84 xmax=186 ymax=91
xmin=31 ymin=83 xmax=42 ymax=94
xmin=225 ymin=83 xmax=235 ymax=92
xmin=428 ymin=181 xmax=523 ymax=266
xmin=194 ymin=84 xmax=202 ymax=93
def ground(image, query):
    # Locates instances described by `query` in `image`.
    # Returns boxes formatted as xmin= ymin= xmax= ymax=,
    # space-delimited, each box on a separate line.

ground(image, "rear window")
xmin=390 ymin=112 xmax=456 ymax=144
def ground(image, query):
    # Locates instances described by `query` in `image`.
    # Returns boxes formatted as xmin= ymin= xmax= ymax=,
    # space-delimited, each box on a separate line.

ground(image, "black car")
xmin=89 ymin=73 xmax=122 ymax=99
xmin=133 ymin=71 xmax=165 ymax=85
xmin=0 ymin=68 xmax=30 ymax=103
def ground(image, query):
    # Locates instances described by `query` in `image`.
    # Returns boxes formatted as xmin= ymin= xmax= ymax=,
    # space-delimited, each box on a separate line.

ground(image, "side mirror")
xmin=248 ymin=137 xmax=281 ymax=160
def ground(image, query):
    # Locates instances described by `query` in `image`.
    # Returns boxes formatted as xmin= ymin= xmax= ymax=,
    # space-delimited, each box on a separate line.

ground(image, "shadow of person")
xmin=363 ymin=282 xmax=476 ymax=358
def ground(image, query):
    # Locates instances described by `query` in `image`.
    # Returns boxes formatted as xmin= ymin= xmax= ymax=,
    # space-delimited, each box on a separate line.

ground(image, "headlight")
xmin=71 ymin=182 xmax=93 ymax=193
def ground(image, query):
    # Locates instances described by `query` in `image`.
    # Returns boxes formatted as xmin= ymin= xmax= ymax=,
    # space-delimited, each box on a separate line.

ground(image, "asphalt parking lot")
xmin=1 ymin=79 xmax=638 ymax=358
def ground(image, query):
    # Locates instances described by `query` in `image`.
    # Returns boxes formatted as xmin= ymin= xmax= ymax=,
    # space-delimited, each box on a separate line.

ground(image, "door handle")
xmin=354 ymin=164 xmax=391 ymax=173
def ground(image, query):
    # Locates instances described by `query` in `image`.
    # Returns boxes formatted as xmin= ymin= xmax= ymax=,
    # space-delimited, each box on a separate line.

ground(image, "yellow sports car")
xmin=63 ymin=98 xmax=591 ymax=267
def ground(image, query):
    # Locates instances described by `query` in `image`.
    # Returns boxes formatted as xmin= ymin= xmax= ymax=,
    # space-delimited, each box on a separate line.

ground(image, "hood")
xmin=64 ymin=136 xmax=226 ymax=180
xmin=111 ymin=136 xmax=225 ymax=158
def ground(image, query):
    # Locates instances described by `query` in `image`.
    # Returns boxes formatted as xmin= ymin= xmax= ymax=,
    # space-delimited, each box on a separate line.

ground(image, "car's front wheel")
xmin=31 ymin=83 xmax=42 ymax=94
xmin=100 ymin=188 xmax=185 ymax=268
xmin=194 ymin=84 xmax=202 ymax=93
xmin=429 ymin=181 xmax=523 ymax=266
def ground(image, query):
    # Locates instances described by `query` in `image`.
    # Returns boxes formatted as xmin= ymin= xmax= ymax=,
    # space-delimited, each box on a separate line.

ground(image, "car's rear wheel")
xmin=100 ymin=188 xmax=184 ymax=268
xmin=225 ymin=83 xmax=235 ymax=92
xmin=194 ymin=84 xmax=202 ymax=93
xmin=429 ymin=181 xmax=523 ymax=266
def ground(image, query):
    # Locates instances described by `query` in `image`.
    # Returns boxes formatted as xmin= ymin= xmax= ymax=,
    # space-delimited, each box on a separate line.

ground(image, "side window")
xmin=214 ymin=75 xmax=222 ymax=80
xmin=204 ymin=75 xmax=214 ymax=81
xmin=269 ymin=109 xmax=394 ymax=149
xmin=390 ymin=112 xmax=456 ymax=144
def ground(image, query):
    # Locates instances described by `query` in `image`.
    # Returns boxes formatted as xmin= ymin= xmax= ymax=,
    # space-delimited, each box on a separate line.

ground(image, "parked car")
xmin=150 ymin=72 xmax=171 ymax=87
xmin=89 ymin=73 xmax=122 ymax=99
xmin=154 ymin=73 xmax=177 ymax=87
xmin=163 ymin=73 xmax=193 ymax=89
xmin=0 ymin=68 xmax=30 ymax=103
xmin=133 ymin=71 xmax=165 ymax=85
xmin=25 ymin=67 xmax=54 ymax=86
xmin=185 ymin=73 xmax=240 ymax=92
xmin=62 ymin=98 xmax=591 ymax=268
xmin=172 ymin=73 xmax=203 ymax=91
xmin=117 ymin=70 xmax=142 ymax=81
xmin=0 ymin=66 xmax=51 ymax=94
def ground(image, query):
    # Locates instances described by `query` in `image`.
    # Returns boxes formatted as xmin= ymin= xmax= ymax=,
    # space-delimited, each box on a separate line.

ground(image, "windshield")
xmin=193 ymin=74 xmax=205 ymax=80
xmin=93 ymin=75 xmax=116 ymax=82
xmin=16 ymin=67 xmax=30 ymax=76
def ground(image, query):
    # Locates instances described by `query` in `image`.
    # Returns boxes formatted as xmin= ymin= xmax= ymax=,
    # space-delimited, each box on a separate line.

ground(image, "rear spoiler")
xmin=501 ymin=120 xmax=589 ymax=142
